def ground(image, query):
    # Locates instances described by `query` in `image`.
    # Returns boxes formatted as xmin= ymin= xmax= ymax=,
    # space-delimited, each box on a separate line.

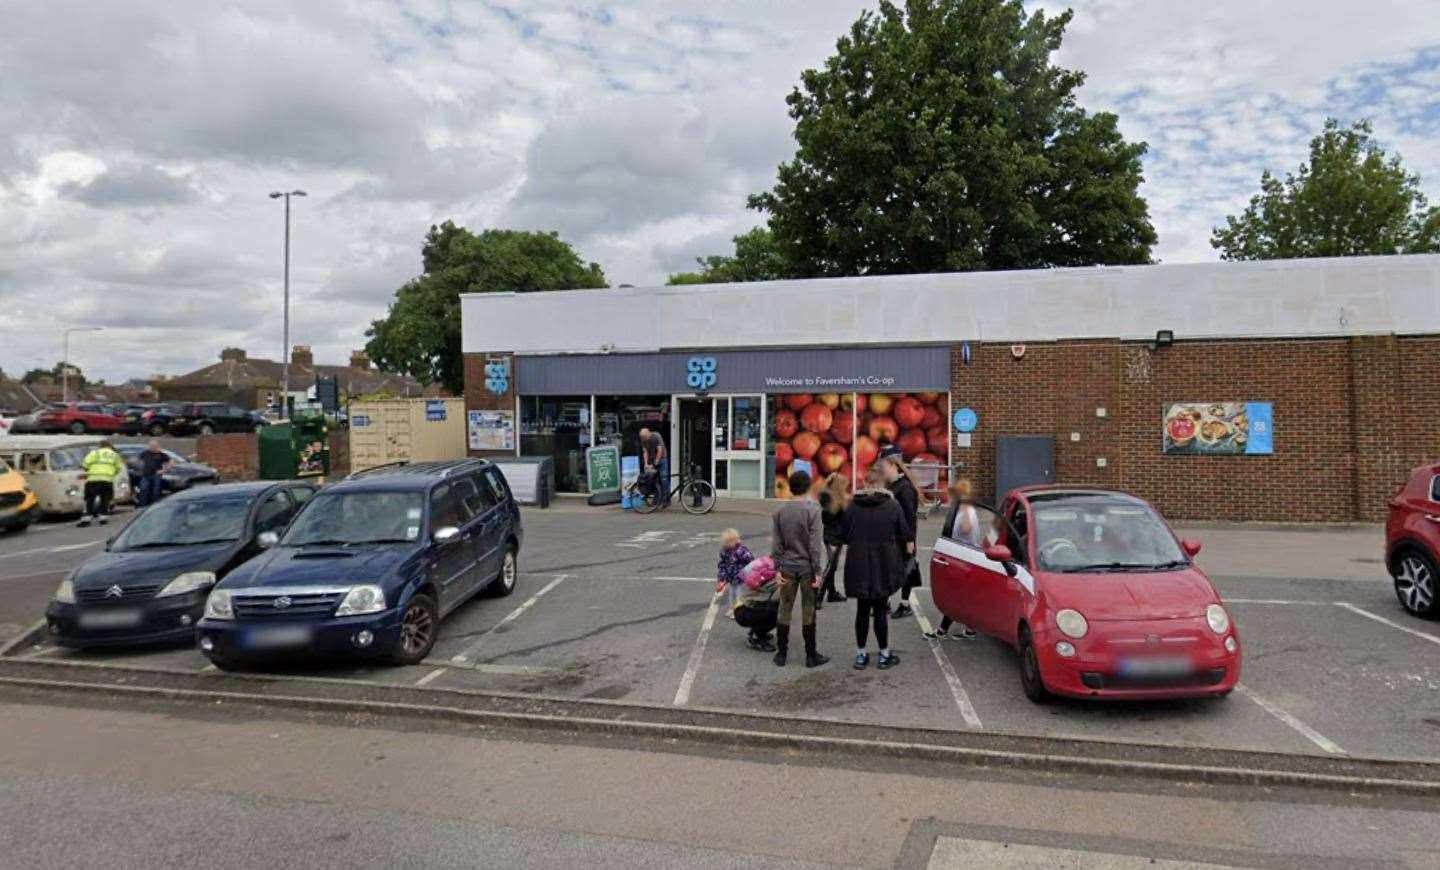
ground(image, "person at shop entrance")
xmin=770 ymin=469 xmax=830 ymax=668
xmin=879 ymin=446 xmax=922 ymax=619
xmin=638 ymin=427 xmax=669 ymax=507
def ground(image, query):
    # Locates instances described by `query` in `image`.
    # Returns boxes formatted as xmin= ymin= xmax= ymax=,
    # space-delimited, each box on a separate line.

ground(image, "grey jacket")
xmin=771 ymin=497 xmax=824 ymax=578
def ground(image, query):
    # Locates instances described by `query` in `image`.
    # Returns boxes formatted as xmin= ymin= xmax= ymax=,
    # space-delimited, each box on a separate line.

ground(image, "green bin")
xmin=258 ymin=414 xmax=330 ymax=480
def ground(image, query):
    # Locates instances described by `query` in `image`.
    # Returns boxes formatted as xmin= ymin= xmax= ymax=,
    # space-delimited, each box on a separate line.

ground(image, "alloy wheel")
xmin=1396 ymin=554 xmax=1435 ymax=614
xmin=502 ymin=551 xmax=516 ymax=592
xmin=400 ymin=602 xmax=434 ymax=654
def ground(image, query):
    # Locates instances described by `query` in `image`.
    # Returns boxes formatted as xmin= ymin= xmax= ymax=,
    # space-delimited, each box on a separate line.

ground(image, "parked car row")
xmin=46 ymin=459 xmax=523 ymax=670
xmin=0 ymin=435 xmax=134 ymax=516
xmin=2 ymin=401 xmax=272 ymax=436
xmin=114 ymin=444 xmax=220 ymax=494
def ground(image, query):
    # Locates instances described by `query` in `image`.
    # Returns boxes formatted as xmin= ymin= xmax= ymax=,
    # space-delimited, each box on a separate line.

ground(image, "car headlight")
xmin=54 ymin=579 xmax=76 ymax=604
xmin=203 ymin=589 xmax=234 ymax=620
xmin=1055 ymin=608 xmax=1088 ymax=639
xmin=335 ymin=585 xmax=386 ymax=617
xmin=1206 ymin=603 xmax=1230 ymax=635
xmin=157 ymin=571 xmax=217 ymax=598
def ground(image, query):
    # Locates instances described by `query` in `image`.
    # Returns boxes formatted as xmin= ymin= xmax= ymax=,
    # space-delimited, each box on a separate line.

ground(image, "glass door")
xmin=715 ymin=395 xmax=764 ymax=497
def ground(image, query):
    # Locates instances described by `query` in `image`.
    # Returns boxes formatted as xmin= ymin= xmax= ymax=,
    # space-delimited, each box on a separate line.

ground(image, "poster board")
xmin=467 ymin=409 xmax=515 ymax=451
xmin=1163 ymin=402 xmax=1273 ymax=455
xmin=586 ymin=445 xmax=621 ymax=492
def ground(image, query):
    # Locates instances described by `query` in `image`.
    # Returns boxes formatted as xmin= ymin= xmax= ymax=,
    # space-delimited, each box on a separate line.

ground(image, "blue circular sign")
xmin=953 ymin=408 xmax=978 ymax=433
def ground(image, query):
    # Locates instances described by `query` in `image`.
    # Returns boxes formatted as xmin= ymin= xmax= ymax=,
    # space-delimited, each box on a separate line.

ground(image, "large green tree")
xmin=667 ymin=228 xmax=789 ymax=285
xmin=1212 ymin=119 xmax=1440 ymax=260
xmin=366 ymin=223 xmax=606 ymax=394
xmin=747 ymin=0 xmax=1155 ymax=277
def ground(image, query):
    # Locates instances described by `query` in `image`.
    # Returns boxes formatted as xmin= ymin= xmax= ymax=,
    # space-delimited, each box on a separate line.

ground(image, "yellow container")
xmin=348 ymin=398 xmax=466 ymax=472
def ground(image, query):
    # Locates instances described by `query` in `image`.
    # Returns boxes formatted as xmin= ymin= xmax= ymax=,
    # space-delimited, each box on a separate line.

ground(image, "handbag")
xmin=903 ymin=556 xmax=921 ymax=586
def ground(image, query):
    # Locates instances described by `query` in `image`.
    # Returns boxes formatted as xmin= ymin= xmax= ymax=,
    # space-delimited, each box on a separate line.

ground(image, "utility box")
xmin=348 ymin=398 xmax=466 ymax=472
xmin=259 ymin=415 xmax=331 ymax=480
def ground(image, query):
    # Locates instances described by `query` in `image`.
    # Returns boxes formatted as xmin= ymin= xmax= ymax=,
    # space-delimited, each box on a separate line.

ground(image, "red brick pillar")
xmin=1350 ymin=335 xmax=1404 ymax=521
xmin=463 ymin=352 xmax=517 ymax=459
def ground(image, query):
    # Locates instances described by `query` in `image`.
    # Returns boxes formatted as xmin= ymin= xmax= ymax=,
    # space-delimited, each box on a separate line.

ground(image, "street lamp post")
xmin=61 ymin=326 xmax=104 ymax=403
xmin=269 ymin=189 xmax=307 ymax=419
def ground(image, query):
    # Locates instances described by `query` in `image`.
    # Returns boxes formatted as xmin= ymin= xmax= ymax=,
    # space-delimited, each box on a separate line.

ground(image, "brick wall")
xmin=462 ymin=352 xmax=515 ymax=459
xmin=952 ymin=335 xmax=1440 ymax=523
xmin=196 ymin=433 xmax=258 ymax=482
xmin=327 ymin=429 xmax=350 ymax=477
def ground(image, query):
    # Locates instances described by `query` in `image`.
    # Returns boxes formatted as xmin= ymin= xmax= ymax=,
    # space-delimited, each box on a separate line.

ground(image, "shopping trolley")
xmin=907 ymin=458 xmax=946 ymax=519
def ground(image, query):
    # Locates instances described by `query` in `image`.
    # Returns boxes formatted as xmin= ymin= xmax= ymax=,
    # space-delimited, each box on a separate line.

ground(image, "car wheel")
xmin=148 ymin=423 xmax=167 ymax=436
xmin=69 ymin=421 xmax=86 ymax=434
xmin=1018 ymin=625 xmax=1051 ymax=704
xmin=487 ymin=546 xmax=518 ymax=598
xmin=1392 ymin=549 xmax=1439 ymax=618
xmin=389 ymin=594 xmax=438 ymax=665
xmin=199 ymin=423 xmax=215 ymax=436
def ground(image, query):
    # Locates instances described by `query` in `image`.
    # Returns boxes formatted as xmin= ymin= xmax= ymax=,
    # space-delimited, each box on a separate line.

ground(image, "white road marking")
xmin=445 ymin=574 xmax=569 ymax=665
xmin=673 ymin=592 xmax=722 ymax=707
xmin=0 ymin=619 xmax=47 ymax=657
xmin=1235 ymin=684 xmax=1346 ymax=755
xmin=649 ymin=576 xmax=715 ymax=583
xmin=198 ymin=664 xmax=218 ymax=674
xmin=1335 ymin=602 xmax=1440 ymax=647
xmin=928 ymin=836 xmax=1239 ymax=869
xmin=0 ymin=569 xmax=72 ymax=583
xmin=911 ymin=599 xmax=983 ymax=729
xmin=414 ymin=667 xmax=447 ymax=686
xmin=1224 ymin=598 xmax=1332 ymax=606
xmin=416 ymin=661 xmax=567 ymax=686
xmin=0 ymin=540 xmax=102 ymax=561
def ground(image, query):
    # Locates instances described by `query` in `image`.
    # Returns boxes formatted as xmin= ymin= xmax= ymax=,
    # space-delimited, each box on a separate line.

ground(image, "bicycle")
xmin=626 ymin=462 xmax=717 ymax=515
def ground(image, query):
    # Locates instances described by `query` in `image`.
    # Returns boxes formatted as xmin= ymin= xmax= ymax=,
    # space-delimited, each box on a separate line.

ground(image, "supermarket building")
xmin=460 ymin=254 xmax=1440 ymax=523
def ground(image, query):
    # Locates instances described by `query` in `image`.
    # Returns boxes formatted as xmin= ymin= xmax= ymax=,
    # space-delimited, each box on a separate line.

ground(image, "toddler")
xmin=715 ymin=528 xmax=755 ymax=618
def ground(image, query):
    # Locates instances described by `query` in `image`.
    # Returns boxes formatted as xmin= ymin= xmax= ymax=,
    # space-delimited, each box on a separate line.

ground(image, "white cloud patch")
xmin=1 ymin=0 xmax=1437 ymax=380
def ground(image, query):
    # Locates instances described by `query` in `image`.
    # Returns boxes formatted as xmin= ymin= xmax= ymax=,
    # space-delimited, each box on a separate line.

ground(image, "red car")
xmin=931 ymin=487 xmax=1240 ymax=702
xmin=36 ymin=402 xmax=122 ymax=435
xmin=1385 ymin=463 xmax=1439 ymax=619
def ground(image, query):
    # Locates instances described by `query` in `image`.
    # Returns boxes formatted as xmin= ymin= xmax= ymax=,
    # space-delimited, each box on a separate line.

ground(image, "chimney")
xmin=220 ymin=347 xmax=247 ymax=362
xmin=290 ymin=344 xmax=314 ymax=370
xmin=349 ymin=350 xmax=371 ymax=370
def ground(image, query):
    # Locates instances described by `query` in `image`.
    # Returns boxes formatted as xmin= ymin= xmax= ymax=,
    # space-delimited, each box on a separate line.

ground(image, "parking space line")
xmin=0 ymin=540 xmax=102 ymax=561
xmin=1224 ymin=598 xmax=1332 ymax=605
xmin=446 ymin=573 xmax=570 ymax=666
xmin=1235 ymin=684 xmax=1346 ymax=755
xmin=1334 ymin=602 xmax=1440 ymax=648
xmin=650 ymin=576 xmax=715 ymax=583
xmin=911 ymin=599 xmax=983 ymax=729
xmin=673 ymin=592 xmax=722 ymax=707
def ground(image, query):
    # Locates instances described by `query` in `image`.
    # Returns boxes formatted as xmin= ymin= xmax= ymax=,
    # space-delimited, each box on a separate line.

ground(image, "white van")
xmin=0 ymin=435 xmax=134 ymax=515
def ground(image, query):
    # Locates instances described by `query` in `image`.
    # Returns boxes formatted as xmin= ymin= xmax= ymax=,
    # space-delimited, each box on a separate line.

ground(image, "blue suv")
xmin=197 ymin=460 xmax=522 ymax=669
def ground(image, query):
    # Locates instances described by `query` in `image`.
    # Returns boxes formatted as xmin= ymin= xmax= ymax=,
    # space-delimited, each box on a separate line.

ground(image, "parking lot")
xmin=2 ymin=500 xmax=1438 ymax=763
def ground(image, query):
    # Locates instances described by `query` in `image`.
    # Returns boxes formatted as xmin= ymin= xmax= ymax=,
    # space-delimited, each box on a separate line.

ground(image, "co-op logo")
xmin=686 ymin=356 xmax=717 ymax=390
xmin=484 ymin=361 xmax=510 ymax=394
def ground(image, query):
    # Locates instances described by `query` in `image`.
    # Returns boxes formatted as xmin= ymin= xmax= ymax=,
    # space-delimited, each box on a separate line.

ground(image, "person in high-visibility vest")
xmin=79 ymin=440 xmax=124 ymax=527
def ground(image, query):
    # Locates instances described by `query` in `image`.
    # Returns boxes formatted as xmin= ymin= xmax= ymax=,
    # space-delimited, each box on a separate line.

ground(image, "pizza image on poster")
xmin=1163 ymin=402 xmax=1273 ymax=455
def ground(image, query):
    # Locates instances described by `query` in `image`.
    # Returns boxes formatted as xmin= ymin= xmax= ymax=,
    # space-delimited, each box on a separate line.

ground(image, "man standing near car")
xmin=638 ymin=426 xmax=669 ymax=506
xmin=137 ymin=439 xmax=171 ymax=507
xmin=78 ymin=439 xmax=123 ymax=527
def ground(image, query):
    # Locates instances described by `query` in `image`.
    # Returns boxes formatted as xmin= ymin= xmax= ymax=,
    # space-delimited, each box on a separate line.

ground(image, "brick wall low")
xmin=196 ymin=433 xmax=258 ymax=482
xmin=328 ymin=429 xmax=351 ymax=477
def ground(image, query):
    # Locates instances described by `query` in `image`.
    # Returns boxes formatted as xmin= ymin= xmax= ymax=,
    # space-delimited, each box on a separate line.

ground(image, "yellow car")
xmin=0 ymin=452 xmax=39 ymax=531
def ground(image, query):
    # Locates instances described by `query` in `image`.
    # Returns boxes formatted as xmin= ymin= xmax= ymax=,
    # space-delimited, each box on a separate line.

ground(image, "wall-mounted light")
xmin=1151 ymin=329 xmax=1174 ymax=351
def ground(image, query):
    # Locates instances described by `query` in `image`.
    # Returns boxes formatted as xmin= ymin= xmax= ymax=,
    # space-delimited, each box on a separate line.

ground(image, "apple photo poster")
xmin=768 ymin=392 xmax=950 ymax=497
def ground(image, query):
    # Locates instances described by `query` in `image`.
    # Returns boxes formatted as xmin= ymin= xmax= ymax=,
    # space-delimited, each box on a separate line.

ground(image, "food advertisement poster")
xmin=769 ymin=392 xmax=950 ymax=496
xmin=1162 ymin=402 xmax=1273 ymax=455
xmin=467 ymin=410 xmax=516 ymax=451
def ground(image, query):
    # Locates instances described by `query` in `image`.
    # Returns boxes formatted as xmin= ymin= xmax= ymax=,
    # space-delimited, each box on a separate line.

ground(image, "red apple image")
xmin=829 ymin=413 xmax=855 ymax=444
xmin=818 ymin=442 xmax=848 ymax=474
xmin=868 ymin=393 xmax=893 ymax=415
xmin=918 ymin=392 xmax=942 ymax=404
xmin=773 ymin=410 xmax=798 ymax=439
xmin=785 ymin=394 xmax=813 ymax=412
xmin=792 ymin=430 xmax=822 ymax=460
xmin=774 ymin=476 xmax=791 ymax=499
xmin=926 ymin=425 xmax=948 ymax=454
xmin=867 ymin=415 xmax=899 ymax=444
xmin=819 ymin=429 xmax=836 ymax=444
xmin=898 ymin=428 xmax=927 ymax=459
xmin=800 ymin=403 xmax=833 ymax=434
xmin=840 ymin=393 xmax=855 ymax=409
xmin=774 ymin=441 xmax=794 ymax=469
xmin=853 ymin=435 xmax=878 ymax=468
xmin=817 ymin=393 xmax=841 ymax=409
xmin=837 ymin=462 xmax=853 ymax=486
xmin=920 ymin=406 xmax=942 ymax=430
xmin=852 ymin=394 xmax=867 ymax=414
xmin=894 ymin=396 xmax=926 ymax=429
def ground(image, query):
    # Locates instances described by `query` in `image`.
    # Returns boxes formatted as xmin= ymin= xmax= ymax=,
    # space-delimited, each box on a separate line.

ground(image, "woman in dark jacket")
xmin=880 ymin=447 xmax=921 ymax=619
xmin=841 ymin=468 xmax=908 ymax=669
xmin=817 ymin=472 xmax=849 ymax=608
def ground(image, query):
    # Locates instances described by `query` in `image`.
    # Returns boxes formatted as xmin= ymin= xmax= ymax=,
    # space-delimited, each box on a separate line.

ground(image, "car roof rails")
xmin=345 ymin=460 xmax=410 ymax=480
xmin=440 ymin=458 xmax=488 ymax=478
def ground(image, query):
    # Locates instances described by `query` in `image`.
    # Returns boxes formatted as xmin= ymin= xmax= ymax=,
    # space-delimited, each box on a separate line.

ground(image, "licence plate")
xmin=78 ymin=609 xmax=143 ymax=629
xmin=1118 ymin=656 xmax=1192 ymax=678
xmin=243 ymin=625 xmax=313 ymax=649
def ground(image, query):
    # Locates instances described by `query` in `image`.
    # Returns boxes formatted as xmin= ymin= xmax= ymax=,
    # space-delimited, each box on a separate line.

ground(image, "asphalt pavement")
xmin=2 ymin=499 xmax=1438 ymax=765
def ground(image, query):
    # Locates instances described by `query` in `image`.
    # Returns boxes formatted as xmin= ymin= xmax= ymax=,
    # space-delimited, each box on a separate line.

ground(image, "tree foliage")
xmin=666 ymin=228 xmax=789 ymax=285
xmin=1212 ymin=119 xmax=1440 ymax=260
xmin=365 ymin=223 xmax=606 ymax=394
xmin=747 ymin=0 xmax=1155 ymax=277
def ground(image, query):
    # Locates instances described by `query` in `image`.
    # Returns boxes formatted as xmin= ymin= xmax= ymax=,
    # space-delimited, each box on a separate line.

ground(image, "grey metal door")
xmin=995 ymin=436 xmax=1054 ymax=502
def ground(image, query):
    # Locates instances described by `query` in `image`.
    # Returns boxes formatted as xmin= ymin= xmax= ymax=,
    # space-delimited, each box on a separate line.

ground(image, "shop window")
xmin=519 ymin=395 xmax=592 ymax=493
xmin=594 ymin=395 xmax=669 ymax=460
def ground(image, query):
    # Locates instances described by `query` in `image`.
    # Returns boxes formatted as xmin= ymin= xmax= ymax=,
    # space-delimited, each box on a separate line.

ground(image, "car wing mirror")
xmin=983 ymin=544 xmax=1019 ymax=578
xmin=257 ymin=531 xmax=279 ymax=549
xmin=1181 ymin=539 xmax=1202 ymax=558
xmin=434 ymin=526 xmax=460 ymax=544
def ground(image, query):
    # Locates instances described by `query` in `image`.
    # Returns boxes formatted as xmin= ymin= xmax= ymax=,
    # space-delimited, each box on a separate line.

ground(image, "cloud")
xmin=1 ymin=0 xmax=1437 ymax=381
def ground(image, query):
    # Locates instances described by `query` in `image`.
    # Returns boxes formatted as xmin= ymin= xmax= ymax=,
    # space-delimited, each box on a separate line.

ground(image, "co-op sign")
xmin=514 ymin=345 xmax=948 ymax=395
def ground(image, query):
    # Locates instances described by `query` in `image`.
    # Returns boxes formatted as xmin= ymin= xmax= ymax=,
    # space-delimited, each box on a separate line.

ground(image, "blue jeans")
xmin=657 ymin=458 xmax=670 ymax=504
xmin=139 ymin=475 xmax=164 ymax=506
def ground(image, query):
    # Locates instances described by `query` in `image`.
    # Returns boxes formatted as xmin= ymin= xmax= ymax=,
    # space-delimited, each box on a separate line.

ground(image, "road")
xmin=0 ymin=694 xmax=1436 ymax=868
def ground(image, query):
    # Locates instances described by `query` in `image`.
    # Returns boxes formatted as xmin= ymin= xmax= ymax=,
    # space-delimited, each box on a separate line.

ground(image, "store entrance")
xmin=676 ymin=398 xmax=713 ymax=487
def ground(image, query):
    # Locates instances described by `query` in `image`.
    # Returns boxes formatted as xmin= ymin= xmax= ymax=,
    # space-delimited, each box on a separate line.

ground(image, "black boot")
xmin=803 ymin=624 xmax=829 ymax=668
xmin=773 ymin=625 xmax=789 ymax=667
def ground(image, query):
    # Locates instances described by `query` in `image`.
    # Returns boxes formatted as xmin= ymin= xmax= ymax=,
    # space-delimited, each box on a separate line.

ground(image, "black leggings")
xmin=898 ymin=556 xmax=921 ymax=601
xmin=855 ymin=597 xmax=890 ymax=650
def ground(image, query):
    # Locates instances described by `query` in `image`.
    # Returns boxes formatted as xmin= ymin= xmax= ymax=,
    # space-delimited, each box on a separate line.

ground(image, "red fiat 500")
xmin=1385 ymin=463 xmax=1440 ymax=619
xmin=931 ymin=487 xmax=1241 ymax=703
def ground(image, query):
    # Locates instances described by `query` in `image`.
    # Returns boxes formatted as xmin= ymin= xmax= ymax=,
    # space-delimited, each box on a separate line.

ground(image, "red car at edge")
xmin=36 ymin=402 xmax=122 ymax=435
xmin=1385 ymin=463 xmax=1440 ymax=619
xmin=931 ymin=486 xmax=1241 ymax=702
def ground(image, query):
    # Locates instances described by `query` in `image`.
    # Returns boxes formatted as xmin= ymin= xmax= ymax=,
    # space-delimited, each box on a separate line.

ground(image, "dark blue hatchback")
xmin=197 ymin=459 xmax=522 ymax=669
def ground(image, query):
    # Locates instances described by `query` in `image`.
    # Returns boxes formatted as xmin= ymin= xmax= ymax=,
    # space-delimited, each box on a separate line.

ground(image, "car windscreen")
xmin=281 ymin=491 xmax=424 ymax=546
xmin=113 ymin=495 xmax=252 ymax=548
xmin=1032 ymin=498 xmax=1187 ymax=573
xmin=48 ymin=446 xmax=91 ymax=470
